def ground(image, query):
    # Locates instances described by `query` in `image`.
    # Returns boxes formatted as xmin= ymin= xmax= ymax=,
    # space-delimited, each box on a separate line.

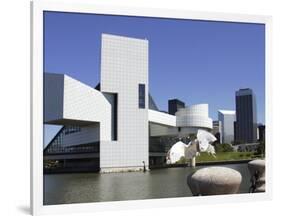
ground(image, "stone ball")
xmin=248 ymin=159 xmax=265 ymax=177
xmin=187 ymin=166 xmax=242 ymax=196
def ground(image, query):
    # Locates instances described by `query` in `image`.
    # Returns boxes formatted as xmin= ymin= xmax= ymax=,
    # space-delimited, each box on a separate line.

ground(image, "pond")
xmin=44 ymin=163 xmax=251 ymax=205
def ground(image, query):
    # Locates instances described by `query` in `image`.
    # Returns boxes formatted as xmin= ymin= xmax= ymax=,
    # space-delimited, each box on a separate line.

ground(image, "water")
xmin=44 ymin=163 xmax=251 ymax=205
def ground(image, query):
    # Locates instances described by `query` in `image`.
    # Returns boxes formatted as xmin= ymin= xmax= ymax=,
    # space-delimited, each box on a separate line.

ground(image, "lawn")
xmin=196 ymin=152 xmax=263 ymax=163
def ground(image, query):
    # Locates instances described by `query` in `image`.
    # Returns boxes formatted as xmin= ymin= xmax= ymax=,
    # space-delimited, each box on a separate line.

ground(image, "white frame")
xmin=31 ymin=0 xmax=272 ymax=215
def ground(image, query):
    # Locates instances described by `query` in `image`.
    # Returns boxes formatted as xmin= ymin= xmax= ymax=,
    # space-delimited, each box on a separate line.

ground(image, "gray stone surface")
xmin=248 ymin=159 xmax=265 ymax=192
xmin=255 ymin=185 xmax=265 ymax=192
xmin=187 ymin=166 xmax=242 ymax=196
xmin=248 ymin=159 xmax=265 ymax=177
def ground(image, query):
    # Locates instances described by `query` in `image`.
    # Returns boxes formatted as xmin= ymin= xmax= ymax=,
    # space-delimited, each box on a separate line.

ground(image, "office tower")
xmin=235 ymin=88 xmax=257 ymax=144
xmin=218 ymin=110 xmax=236 ymax=144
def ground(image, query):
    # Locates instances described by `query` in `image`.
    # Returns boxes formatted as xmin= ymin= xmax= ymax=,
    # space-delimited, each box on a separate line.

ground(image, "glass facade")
xmin=64 ymin=125 xmax=81 ymax=135
xmin=44 ymin=126 xmax=99 ymax=155
xmin=235 ymin=89 xmax=257 ymax=144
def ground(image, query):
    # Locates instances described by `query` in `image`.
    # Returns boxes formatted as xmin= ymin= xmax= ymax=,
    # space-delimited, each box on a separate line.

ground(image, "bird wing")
xmin=206 ymin=145 xmax=216 ymax=157
xmin=197 ymin=129 xmax=217 ymax=152
xmin=197 ymin=129 xmax=217 ymax=143
xmin=168 ymin=142 xmax=187 ymax=164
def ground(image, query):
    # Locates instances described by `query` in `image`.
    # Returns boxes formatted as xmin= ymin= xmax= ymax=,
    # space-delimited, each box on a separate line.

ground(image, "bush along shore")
xmin=150 ymin=151 xmax=264 ymax=169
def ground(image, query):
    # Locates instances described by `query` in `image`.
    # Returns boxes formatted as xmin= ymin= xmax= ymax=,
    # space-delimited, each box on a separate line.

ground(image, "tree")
xmin=256 ymin=141 xmax=265 ymax=157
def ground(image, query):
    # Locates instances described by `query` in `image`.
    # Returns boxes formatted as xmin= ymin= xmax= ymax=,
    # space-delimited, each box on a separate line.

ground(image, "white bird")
xmin=197 ymin=129 xmax=217 ymax=152
xmin=205 ymin=144 xmax=216 ymax=157
xmin=167 ymin=129 xmax=217 ymax=164
xmin=167 ymin=140 xmax=189 ymax=164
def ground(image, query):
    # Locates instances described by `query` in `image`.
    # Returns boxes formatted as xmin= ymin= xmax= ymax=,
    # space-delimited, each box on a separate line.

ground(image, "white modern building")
xmin=44 ymin=34 xmax=213 ymax=172
xmin=149 ymin=104 xmax=213 ymax=137
xmin=218 ymin=110 xmax=236 ymax=144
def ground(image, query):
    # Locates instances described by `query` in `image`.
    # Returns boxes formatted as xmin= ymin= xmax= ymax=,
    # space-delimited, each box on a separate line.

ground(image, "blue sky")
xmin=44 ymin=11 xmax=265 ymax=145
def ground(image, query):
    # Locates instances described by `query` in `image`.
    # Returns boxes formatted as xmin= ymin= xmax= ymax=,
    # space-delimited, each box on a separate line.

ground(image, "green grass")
xmin=196 ymin=152 xmax=263 ymax=163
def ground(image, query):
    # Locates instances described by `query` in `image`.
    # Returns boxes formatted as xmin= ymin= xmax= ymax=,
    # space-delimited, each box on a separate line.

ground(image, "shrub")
xmin=176 ymin=156 xmax=188 ymax=164
xmin=256 ymin=141 xmax=265 ymax=156
xmin=215 ymin=143 xmax=234 ymax=152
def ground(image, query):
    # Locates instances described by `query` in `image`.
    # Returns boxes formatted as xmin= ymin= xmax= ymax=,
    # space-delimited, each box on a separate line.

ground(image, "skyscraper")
xmin=168 ymin=99 xmax=185 ymax=115
xmin=218 ymin=110 xmax=236 ymax=144
xmin=235 ymin=88 xmax=257 ymax=144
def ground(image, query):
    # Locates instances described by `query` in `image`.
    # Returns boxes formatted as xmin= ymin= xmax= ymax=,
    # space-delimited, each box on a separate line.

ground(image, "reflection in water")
xmin=44 ymin=163 xmax=251 ymax=205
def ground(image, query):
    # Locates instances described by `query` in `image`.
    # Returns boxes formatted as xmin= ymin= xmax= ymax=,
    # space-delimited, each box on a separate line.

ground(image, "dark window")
xmin=139 ymin=84 xmax=145 ymax=109
xmin=113 ymin=94 xmax=118 ymax=140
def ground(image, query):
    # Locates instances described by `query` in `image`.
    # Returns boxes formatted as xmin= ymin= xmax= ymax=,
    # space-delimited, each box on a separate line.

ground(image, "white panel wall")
xmin=150 ymin=123 xmax=210 ymax=137
xmin=149 ymin=105 xmax=213 ymax=137
xmin=44 ymin=73 xmax=112 ymax=142
xmin=176 ymin=104 xmax=213 ymax=129
xmin=148 ymin=109 xmax=176 ymax=127
xmin=100 ymin=34 xmax=149 ymax=171
xmin=63 ymin=75 xmax=112 ymax=141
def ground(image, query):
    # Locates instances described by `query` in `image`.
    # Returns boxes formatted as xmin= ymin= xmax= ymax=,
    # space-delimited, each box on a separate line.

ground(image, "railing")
xmin=44 ymin=142 xmax=100 ymax=155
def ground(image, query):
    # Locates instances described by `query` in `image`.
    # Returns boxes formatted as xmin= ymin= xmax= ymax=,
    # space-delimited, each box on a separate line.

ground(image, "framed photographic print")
xmin=31 ymin=0 xmax=272 ymax=215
